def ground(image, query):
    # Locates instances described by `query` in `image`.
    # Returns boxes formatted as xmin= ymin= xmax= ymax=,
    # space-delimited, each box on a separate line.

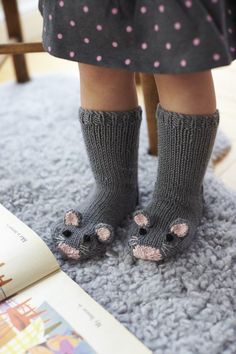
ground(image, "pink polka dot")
xmin=153 ymin=61 xmax=160 ymax=68
xmin=228 ymin=9 xmax=232 ymax=15
xmin=213 ymin=53 xmax=220 ymax=61
xmin=228 ymin=28 xmax=233 ymax=34
xmin=69 ymin=51 xmax=75 ymax=58
xmin=112 ymin=41 xmax=118 ymax=47
xmin=230 ymin=47 xmax=235 ymax=53
xmin=206 ymin=14 xmax=212 ymax=22
xmin=154 ymin=24 xmax=159 ymax=32
xmin=141 ymin=42 xmax=148 ymax=50
xmin=48 ymin=46 xmax=52 ymax=52
xmin=140 ymin=6 xmax=147 ymax=14
xmin=185 ymin=0 xmax=192 ymax=8
xmin=96 ymin=55 xmax=102 ymax=62
xmin=111 ymin=7 xmax=118 ymax=14
xmin=211 ymin=0 xmax=218 ymax=3
xmin=174 ymin=22 xmax=181 ymax=30
xmin=49 ymin=14 xmax=52 ymax=20
xmin=158 ymin=5 xmax=165 ymax=12
xmin=57 ymin=33 xmax=63 ymax=39
xmin=165 ymin=42 xmax=172 ymax=50
xmin=96 ymin=24 xmax=103 ymax=31
xmin=83 ymin=5 xmax=89 ymax=13
xmin=70 ymin=20 xmax=76 ymax=27
xmin=84 ymin=37 xmax=90 ymax=44
xmin=180 ymin=59 xmax=187 ymax=67
xmin=126 ymin=26 xmax=133 ymax=33
xmin=59 ymin=1 xmax=64 ymax=7
xmin=125 ymin=58 xmax=131 ymax=65
xmin=192 ymin=38 xmax=201 ymax=46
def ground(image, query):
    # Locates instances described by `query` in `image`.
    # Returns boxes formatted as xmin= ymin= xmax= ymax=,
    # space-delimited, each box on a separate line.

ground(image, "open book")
xmin=0 ymin=204 xmax=152 ymax=354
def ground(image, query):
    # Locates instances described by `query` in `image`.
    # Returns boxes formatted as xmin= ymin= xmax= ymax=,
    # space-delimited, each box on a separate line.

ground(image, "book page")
xmin=0 ymin=271 xmax=152 ymax=354
xmin=0 ymin=204 xmax=59 ymax=301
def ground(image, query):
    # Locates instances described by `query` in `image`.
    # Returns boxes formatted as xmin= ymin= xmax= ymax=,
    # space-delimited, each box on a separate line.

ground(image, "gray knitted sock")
xmin=129 ymin=104 xmax=219 ymax=262
xmin=52 ymin=106 xmax=142 ymax=261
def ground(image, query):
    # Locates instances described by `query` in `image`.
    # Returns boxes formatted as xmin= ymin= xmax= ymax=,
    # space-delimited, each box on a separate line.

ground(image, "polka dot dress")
xmin=38 ymin=0 xmax=236 ymax=74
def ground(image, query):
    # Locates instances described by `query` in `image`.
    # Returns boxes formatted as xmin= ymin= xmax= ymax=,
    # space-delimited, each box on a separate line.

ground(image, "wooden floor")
xmin=0 ymin=9 xmax=236 ymax=190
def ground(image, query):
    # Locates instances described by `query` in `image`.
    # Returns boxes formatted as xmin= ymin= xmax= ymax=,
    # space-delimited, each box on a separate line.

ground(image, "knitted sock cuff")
xmin=156 ymin=103 xmax=220 ymax=129
xmin=79 ymin=105 xmax=143 ymax=125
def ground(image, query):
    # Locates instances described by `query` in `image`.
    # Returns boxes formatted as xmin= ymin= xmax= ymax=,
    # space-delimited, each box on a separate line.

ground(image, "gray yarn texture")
xmin=0 ymin=74 xmax=236 ymax=354
xmin=129 ymin=105 xmax=220 ymax=261
xmin=52 ymin=106 xmax=142 ymax=260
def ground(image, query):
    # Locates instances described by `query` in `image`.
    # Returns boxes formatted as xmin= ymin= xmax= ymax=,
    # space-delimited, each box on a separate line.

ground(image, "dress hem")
xmin=42 ymin=40 xmax=236 ymax=75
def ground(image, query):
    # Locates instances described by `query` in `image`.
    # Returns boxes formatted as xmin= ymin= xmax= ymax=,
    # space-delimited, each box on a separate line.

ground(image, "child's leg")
xmin=53 ymin=64 xmax=142 ymax=261
xmin=154 ymin=71 xmax=216 ymax=115
xmin=79 ymin=63 xmax=138 ymax=111
xmin=129 ymin=70 xmax=219 ymax=262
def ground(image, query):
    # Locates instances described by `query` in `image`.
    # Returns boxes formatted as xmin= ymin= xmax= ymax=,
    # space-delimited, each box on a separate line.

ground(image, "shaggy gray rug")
xmin=0 ymin=74 xmax=236 ymax=354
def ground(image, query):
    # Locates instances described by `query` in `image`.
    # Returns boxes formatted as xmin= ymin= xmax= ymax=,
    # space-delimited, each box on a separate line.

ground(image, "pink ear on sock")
xmin=64 ymin=210 xmax=82 ymax=227
xmin=96 ymin=226 xmax=111 ymax=241
xmin=170 ymin=222 xmax=189 ymax=237
xmin=133 ymin=210 xmax=150 ymax=227
xmin=95 ymin=223 xmax=113 ymax=243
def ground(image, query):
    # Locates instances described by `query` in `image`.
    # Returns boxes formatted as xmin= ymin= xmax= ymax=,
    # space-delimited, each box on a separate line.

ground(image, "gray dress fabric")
xmin=38 ymin=1 xmax=236 ymax=74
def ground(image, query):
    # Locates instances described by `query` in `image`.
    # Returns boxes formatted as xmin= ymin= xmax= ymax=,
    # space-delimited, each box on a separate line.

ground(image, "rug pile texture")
xmin=0 ymin=74 xmax=235 ymax=354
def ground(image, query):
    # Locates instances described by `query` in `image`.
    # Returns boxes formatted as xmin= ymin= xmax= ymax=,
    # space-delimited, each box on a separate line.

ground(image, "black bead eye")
xmin=83 ymin=234 xmax=91 ymax=243
xmin=166 ymin=233 xmax=174 ymax=242
xmin=62 ymin=230 xmax=72 ymax=238
xmin=139 ymin=228 xmax=147 ymax=236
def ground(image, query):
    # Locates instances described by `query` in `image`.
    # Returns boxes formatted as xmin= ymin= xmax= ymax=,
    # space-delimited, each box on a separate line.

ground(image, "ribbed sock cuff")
xmin=156 ymin=103 xmax=220 ymax=129
xmin=79 ymin=105 xmax=143 ymax=125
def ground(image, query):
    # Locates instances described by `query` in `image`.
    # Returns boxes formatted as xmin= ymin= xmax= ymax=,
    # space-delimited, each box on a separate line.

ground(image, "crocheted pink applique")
xmin=57 ymin=242 xmax=80 ymax=260
xmin=64 ymin=210 xmax=82 ymax=227
xmin=96 ymin=226 xmax=111 ymax=241
xmin=170 ymin=223 xmax=189 ymax=237
xmin=134 ymin=213 xmax=149 ymax=227
xmin=133 ymin=245 xmax=162 ymax=261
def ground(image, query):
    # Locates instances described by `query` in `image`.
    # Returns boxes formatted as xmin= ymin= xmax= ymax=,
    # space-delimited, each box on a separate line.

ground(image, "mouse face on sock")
xmin=129 ymin=209 xmax=191 ymax=261
xmin=53 ymin=209 xmax=114 ymax=261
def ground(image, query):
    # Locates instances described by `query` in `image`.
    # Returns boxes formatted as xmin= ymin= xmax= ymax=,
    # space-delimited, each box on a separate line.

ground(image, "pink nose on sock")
xmin=57 ymin=242 xmax=80 ymax=260
xmin=133 ymin=245 xmax=162 ymax=261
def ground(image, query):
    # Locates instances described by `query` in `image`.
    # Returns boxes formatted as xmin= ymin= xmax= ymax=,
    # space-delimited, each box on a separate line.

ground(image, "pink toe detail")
xmin=58 ymin=243 xmax=80 ymax=260
xmin=133 ymin=245 xmax=162 ymax=261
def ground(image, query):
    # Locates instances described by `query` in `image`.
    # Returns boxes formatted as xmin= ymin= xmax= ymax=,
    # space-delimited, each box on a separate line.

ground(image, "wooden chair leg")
xmin=140 ymin=73 xmax=160 ymax=156
xmin=2 ymin=0 xmax=30 ymax=83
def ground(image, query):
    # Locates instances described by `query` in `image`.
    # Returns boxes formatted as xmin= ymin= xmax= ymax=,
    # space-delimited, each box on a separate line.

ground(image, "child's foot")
xmin=129 ymin=104 xmax=219 ymax=262
xmin=52 ymin=106 xmax=142 ymax=261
